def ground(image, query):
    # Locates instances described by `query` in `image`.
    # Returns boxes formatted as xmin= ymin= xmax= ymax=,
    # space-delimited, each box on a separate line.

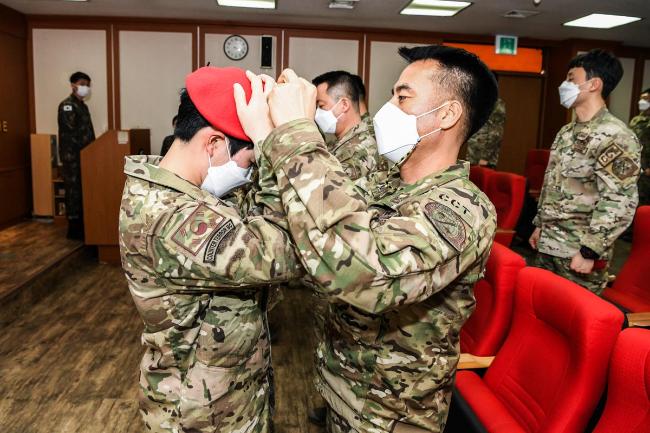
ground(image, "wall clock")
xmin=224 ymin=35 xmax=249 ymax=61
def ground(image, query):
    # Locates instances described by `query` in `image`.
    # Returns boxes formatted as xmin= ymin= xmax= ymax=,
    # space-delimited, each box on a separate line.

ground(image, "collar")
xmin=574 ymin=106 xmax=608 ymax=126
xmin=331 ymin=119 xmax=368 ymax=153
xmin=124 ymin=155 xmax=208 ymax=201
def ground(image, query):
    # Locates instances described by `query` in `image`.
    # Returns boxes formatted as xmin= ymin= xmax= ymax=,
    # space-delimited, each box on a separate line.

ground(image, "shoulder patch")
xmin=171 ymin=203 xmax=226 ymax=256
xmin=63 ymin=105 xmax=73 ymax=112
xmin=424 ymin=202 xmax=467 ymax=252
xmin=608 ymin=155 xmax=639 ymax=180
xmin=597 ymin=143 xmax=623 ymax=167
xmin=203 ymin=220 xmax=236 ymax=264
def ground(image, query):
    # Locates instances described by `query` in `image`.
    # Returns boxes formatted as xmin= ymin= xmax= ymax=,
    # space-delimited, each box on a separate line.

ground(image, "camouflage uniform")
xmin=57 ymin=94 xmax=95 ymax=221
xmin=118 ymin=155 xmax=301 ymax=433
xmin=533 ymin=107 xmax=640 ymax=294
xmin=466 ymin=98 xmax=506 ymax=168
xmin=629 ymin=112 xmax=649 ymax=206
xmin=259 ymin=119 xmax=497 ymax=433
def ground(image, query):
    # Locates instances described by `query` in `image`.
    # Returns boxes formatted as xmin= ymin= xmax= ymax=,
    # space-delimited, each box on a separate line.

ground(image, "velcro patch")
xmin=203 ymin=220 xmax=235 ymax=264
xmin=63 ymin=105 xmax=73 ymax=112
xmin=424 ymin=202 xmax=467 ymax=252
xmin=171 ymin=204 xmax=224 ymax=256
xmin=597 ymin=143 xmax=623 ymax=167
xmin=609 ymin=155 xmax=639 ymax=180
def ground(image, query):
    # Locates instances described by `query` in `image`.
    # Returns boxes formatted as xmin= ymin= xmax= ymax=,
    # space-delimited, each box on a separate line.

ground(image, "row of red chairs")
xmin=451 ymin=207 xmax=650 ymax=433
xmin=469 ymin=149 xmax=551 ymax=247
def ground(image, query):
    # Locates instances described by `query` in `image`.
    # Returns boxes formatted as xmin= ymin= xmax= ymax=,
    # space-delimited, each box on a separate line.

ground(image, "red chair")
xmin=460 ymin=243 xmax=525 ymax=356
xmin=525 ymin=149 xmax=551 ymax=199
xmin=592 ymin=328 xmax=650 ymax=433
xmin=602 ymin=206 xmax=650 ymax=312
xmin=454 ymin=267 xmax=624 ymax=433
xmin=484 ymin=171 xmax=526 ymax=246
xmin=469 ymin=165 xmax=494 ymax=192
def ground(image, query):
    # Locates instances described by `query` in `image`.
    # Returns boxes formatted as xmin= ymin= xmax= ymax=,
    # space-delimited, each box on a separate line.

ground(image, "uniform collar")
xmin=124 ymin=155 xmax=208 ymax=201
xmin=574 ymin=106 xmax=608 ymax=126
xmin=331 ymin=119 xmax=367 ymax=153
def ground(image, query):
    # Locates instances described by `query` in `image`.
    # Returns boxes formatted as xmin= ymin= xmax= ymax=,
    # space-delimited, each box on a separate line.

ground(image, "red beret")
xmin=185 ymin=66 xmax=252 ymax=142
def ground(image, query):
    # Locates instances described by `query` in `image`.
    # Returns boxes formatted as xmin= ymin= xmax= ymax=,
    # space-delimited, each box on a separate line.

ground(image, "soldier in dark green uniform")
xmin=57 ymin=71 xmax=95 ymax=239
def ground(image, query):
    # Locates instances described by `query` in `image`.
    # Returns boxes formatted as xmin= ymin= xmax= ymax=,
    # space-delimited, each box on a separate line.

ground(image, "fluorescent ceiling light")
xmin=401 ymin=0 xmax=472 ymax=17
xmin=63 ymin=0 xmax=89 ymax=2
xmin=563 ymin=13 xmax=641 ymax=29
xmin=216 ymin=0 xmax=276 ymax=9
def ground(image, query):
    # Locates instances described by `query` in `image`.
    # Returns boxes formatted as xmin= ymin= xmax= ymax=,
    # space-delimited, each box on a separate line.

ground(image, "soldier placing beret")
xmin=530 ymin=49 xmax=641 ymax=294
xmin=118 ymin=67 xmax=302 ymax=433
xmin=236 ymin=45 xmax=497 ymax=433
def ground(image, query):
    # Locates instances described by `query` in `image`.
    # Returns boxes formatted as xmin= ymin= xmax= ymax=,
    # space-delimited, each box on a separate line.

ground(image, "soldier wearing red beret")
xmin=118 ymin=66 xmax=302 ymax=433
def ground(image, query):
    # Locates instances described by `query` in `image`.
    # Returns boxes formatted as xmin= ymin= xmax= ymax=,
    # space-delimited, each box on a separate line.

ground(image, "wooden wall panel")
xmin=0 ymin=4 xmax=30 ymax=226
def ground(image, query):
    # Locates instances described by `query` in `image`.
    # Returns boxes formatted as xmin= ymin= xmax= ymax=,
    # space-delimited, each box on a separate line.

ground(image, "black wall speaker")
xmin=261 ymin=36 xmax=273 ymax=69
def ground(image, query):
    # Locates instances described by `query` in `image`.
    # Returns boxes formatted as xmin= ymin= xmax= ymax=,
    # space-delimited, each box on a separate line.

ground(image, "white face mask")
xmin=314 ymin=99 xmax=342 ymax=134
xmin=76 ymin=85 xmax=91 ymax=98
xmin=638 ymin=99 xmax=650 ymax=112
xmin=200 ymin=143 xmax=252 ymax=198
xmin=372 ymin=101 xmax=448 ymax=165
xmin=558 ymin=79 xmax=590 ymax=109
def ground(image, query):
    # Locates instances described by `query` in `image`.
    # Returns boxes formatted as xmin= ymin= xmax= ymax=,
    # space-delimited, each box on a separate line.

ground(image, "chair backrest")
xmin=524 ymin=149 xmax=551 ymax=192
xmin=460 ymin=243 xmax=526 ymax=356
xmin=485 ymin=171 xmax=526 ymax=230
xmin=484 ymin=267 xmax=623 ymax=433
xmin=611 ymin=206 xmax=650 ymax=303
xmin=593 ymin=328 xmax=650 ymax=433
xmin=469 ymin=165 xmax=494 ymax=192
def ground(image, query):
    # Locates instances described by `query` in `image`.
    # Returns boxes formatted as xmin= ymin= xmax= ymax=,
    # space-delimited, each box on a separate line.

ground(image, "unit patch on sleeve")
xmin=597 ymin=143 xmax=623 ymax=167
xmin=424 ymin=201 xmax=467 ymax=252
xmin=203 ymin=220 xmax=236 ymax=264
xmin=63 ymin=105 xmax=73 ymax=112
xmin=171 ymin=204 xmax=224 ymax=256
xmin=610 ymin=156 xmax=639 ymax=180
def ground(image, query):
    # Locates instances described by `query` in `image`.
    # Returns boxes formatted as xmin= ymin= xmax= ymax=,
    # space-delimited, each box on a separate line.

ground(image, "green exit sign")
xmin=495 ymin=35 xmax=518 ymax=55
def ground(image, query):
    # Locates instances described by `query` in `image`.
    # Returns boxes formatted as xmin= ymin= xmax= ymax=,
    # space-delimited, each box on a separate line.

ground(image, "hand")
xmin=268 ymin=68 xmax=317 ymax=127
xmin=479 ymin=159 xmax=489 ymax=166
xmin=644 ymin=168 xmax=650 ymax=176
xmin=529 ymin=227 xmax=541 ymax=250
xmin=232 ymin=148 xmax=255 ymax=168
xmin=234 ymin=70 xmax=276 ymax=145
xmin=570 ymin=253 xmax=594 ymax=274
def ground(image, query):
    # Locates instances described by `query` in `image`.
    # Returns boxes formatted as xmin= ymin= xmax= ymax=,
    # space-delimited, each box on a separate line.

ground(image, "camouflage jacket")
xmin=57 ymin=94 xmax=95 ymax=159
xmin=259 ymin=119 xmax=496 ymax=433
xmin=629 ymin=113 xmax=649 ymax=171
xmin=118 ymin=155 xmax=301 ymax=433
xmin=466 ymin=98 xmax=505 ymax=167
xmin=329 ymin=118 xmax=383 ymax=179
xmin=534 ymin=107 xmax=640 ymax=260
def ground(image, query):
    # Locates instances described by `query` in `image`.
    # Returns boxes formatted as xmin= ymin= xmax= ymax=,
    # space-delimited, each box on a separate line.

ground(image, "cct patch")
xmin=171 ymin=204 xmax=226 ymax=256
xmin=424 ymin=201 xmax=467 ymax=251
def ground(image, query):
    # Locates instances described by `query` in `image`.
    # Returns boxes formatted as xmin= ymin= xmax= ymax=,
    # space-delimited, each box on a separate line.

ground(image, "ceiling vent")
xmin=329 ymin=0 xmax=360 ymax=9
xmin=504 ymin=9 xmax=540 ymax=18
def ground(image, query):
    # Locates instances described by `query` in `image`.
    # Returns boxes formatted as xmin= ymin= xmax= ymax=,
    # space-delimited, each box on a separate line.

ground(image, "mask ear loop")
xmin=331 ymin=98 xmax=344 ymax=120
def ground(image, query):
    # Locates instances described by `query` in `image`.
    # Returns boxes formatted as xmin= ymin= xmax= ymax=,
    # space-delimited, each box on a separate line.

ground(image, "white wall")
xmin=119 ymin=31 xmax=193 ymax=154
xmin=287 ymin=37 xmax=359 ymax=82
xmin=609 ymin=57 xmax=635 ymax=123
xmin=367 ymin=41 xmax=426 ymax=115
xmin=32 ymin=29 xmax=109 ymax=136
xmin=204 ymin=33 xmax=277 ymax=77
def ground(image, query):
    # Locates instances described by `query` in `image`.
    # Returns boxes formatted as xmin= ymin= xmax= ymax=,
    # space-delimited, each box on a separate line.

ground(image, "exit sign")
xmin=495 ymin=35 xmax=518 ymax=55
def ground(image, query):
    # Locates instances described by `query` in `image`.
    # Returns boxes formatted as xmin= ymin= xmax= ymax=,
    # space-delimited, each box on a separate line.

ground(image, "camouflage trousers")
xmin=60 ymin=154 xmax=83 ymax=220
xmin=533 ymin=252 xmax=608 ymax=295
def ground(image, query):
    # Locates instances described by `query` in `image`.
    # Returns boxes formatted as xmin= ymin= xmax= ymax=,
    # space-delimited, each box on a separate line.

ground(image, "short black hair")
xmin=312 ymin=70 xmax=360 ymax=110
xmin=350 ymin=74 xmax=366 ymax=101
xmin=398 ymin=45 xmax=497 ymax=142
xmin=69 ymin=71 xmax=91 ymax=84
xmin=642 ymin=88 xmax=650 ymax=95
xmin=568 ymin=49 xmax=623 ymax=98
xmin=174 ymin=89 xmax=252 ymax=154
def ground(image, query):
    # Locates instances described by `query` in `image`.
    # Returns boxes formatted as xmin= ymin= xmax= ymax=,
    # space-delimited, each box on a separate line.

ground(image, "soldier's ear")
xmin=439 ymin=100 xmax=463 ymax=130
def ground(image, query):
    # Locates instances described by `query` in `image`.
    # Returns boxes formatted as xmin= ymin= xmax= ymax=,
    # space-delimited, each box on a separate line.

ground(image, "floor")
xmin=0 ymin=219 xmax=82 ymax=302
xmin=0 ymin=248 xmax=323 ymax=433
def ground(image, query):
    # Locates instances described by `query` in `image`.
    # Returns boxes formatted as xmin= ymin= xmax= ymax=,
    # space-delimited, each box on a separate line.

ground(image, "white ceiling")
xmin=3 ymin=0 xmax=650 ymax=47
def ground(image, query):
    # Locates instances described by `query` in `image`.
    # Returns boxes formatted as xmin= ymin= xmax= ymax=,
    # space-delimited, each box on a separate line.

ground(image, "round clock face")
xmin=224 ymin=35 xmax=248 ymax=61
